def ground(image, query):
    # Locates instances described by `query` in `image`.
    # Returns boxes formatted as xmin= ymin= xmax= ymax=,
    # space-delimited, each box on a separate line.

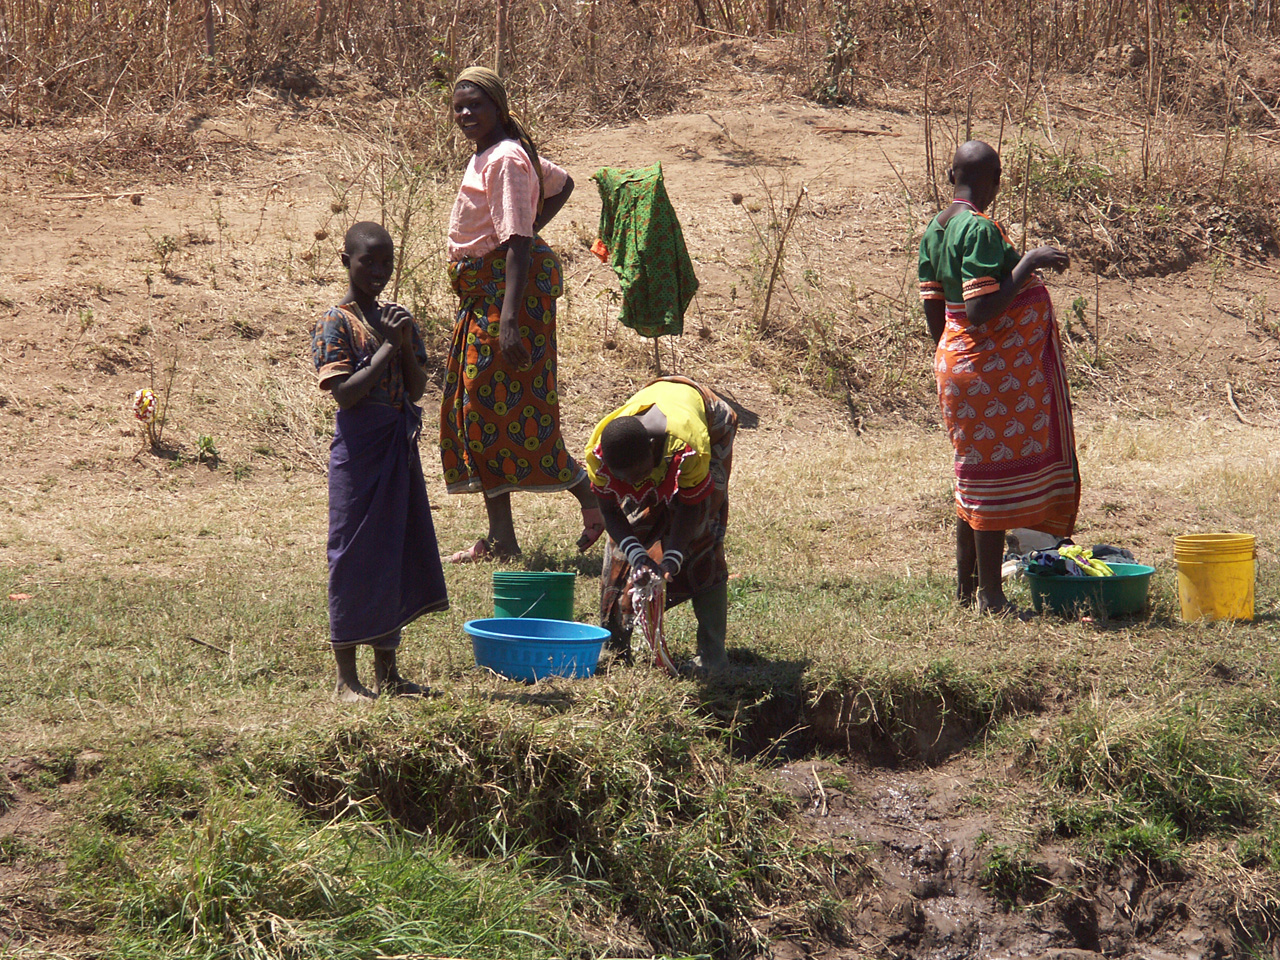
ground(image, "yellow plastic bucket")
xmin=1174 ymin=533 xmax=1255 ymax=621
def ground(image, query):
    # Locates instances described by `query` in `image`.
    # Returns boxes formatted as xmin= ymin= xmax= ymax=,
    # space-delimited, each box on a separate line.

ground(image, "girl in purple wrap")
xmin=311 ymin=221 xmax=449 ymax=700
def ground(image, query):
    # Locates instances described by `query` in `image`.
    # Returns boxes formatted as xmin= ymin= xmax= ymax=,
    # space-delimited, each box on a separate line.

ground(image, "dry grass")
xmin=825 ymin=0 xmax=1280 ymax=110
xmin=0 ymin=0 xmax=686 ymax=124
xmin=11 ymin=0 xmax=1279 ymax=139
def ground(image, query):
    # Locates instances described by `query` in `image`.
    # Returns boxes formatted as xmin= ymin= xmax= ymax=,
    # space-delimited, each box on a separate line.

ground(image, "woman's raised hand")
xmin=1026 ymin=246 xmax=1070 ymax=273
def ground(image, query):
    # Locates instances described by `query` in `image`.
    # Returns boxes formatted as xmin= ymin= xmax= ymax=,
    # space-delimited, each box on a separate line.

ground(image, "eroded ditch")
xmin=722 ymin=683 xmax=1250 ymax=960
xmin=0 ymin=681 xmax=1267 ymax=960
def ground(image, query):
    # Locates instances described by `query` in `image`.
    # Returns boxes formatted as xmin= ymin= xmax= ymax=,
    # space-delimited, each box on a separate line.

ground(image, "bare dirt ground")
xmin=2 ymin=39 xmax=1279 ymax=960
xmin=777 ymin=758 xmax=1238 ymax=960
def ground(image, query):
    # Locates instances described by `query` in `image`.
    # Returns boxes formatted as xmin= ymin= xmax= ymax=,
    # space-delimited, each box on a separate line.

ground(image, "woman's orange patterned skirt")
xmin=935 ymin=282 xmax=1080 ymax=536
xmin=440 ymin=239 xmax=586 ymax=497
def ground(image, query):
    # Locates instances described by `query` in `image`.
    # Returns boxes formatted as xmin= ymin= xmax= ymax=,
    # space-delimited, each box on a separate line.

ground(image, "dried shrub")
xmin=0 ymin=0 xmax=686 ymax=125
xmin=822 ymin=0 xmax=1280 ymax=133
xmin=59 ymin=117 xmax=211 ymax=176
xmin=1000 ymin=133 xmax=1280 ymax=278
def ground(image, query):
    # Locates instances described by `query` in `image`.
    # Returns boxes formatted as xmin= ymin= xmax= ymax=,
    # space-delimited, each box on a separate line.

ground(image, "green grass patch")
xmin=977 ymin=839 xmax=1048 ymax=910
xmin=0 ymin=835 xmax=41 ymax=864
xmin=1040 ymin=700 xmax=1266 ymax=863
xmin=88 ymin=744 xmax=224 ymax=836
xmin=6 ymin=510 xmax=1280 ymax=956
xmin=271 ymin=693 xmax=849 ymax=958
xmin=0 ymin=566 xmax=325 ymax=728
xmin=70 ymin=790 xmax=565 ymax=960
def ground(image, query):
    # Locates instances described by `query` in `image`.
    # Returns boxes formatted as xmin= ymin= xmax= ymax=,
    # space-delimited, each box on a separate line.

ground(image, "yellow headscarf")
xmin=454 ymin=66 xmax=544 ymax=215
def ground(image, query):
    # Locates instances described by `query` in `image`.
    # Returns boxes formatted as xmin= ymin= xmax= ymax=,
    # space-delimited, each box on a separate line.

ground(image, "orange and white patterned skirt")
xmin=935 ymin=282 xmax=1080 ymax=535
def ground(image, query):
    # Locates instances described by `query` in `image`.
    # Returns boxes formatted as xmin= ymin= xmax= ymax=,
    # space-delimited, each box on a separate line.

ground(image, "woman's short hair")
xmin=600 ymin=416 xmax=649 ymax=470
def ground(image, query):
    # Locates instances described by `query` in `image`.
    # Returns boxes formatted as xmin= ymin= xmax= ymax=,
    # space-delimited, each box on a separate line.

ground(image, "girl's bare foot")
xmin=374 ymin=647 xmax=428 ymax=697
xmin=333 ymin=647 xmax=375 ymax=700
xmin=335 ymin=678 xmax=377 ymax=701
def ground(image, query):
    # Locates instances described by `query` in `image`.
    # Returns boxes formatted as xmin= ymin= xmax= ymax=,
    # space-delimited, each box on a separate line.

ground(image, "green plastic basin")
xmin=1025 ymin=562 xmax=1155 ymax=618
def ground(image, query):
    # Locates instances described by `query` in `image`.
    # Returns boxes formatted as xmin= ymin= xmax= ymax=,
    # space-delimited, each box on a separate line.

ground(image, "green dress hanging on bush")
xmin=591 ymin=162 xmax=698 ymax=338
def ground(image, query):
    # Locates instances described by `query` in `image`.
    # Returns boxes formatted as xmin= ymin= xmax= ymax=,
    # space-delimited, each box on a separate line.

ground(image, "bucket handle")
xmin=516 ymin=592 xmax=547 ymax=618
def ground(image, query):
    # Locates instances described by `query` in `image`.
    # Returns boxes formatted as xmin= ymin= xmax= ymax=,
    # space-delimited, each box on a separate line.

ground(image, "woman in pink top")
xmin=439 ymin=67 xmax=605 ymax=563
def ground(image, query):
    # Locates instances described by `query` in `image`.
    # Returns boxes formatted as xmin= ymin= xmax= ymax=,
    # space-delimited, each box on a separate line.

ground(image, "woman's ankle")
xmin=486 ymin=535 xmax=521 ymax=558
xmin=976 ymin=589 xmax=1008 ymax=613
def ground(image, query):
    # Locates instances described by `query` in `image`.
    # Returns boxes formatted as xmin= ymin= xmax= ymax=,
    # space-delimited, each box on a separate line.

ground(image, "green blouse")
xmin=918 ymin=207 xmax=1020 ymax=304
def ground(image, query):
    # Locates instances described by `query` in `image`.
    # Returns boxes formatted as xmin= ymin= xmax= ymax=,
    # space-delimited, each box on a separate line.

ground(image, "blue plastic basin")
xmin=465 ymin=617 xmax=609 ymax=682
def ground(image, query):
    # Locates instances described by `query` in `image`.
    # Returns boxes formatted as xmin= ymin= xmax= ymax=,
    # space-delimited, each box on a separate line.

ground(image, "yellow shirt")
xmin=584 ymin=381 xmax=712 ymax=505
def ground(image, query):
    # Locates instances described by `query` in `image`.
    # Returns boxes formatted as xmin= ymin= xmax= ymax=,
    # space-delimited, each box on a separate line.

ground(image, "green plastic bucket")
xmin=493 ymin=571 xmax=576 ymax=621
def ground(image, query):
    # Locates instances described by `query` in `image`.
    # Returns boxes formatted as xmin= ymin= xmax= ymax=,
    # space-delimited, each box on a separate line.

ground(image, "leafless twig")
xmin=1227 ymin=383 xmax=1256 ymax=426
xmin=757 ymin=185 xmax=807 ymax=332
xmin=186 ymin=635 xmax=231 ymax=655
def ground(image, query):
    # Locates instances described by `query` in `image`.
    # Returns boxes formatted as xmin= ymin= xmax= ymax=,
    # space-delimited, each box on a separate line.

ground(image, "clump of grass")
xmin=88 ymin=747 xmax=218 ymax=837
xmin=1224 ymin=687 xmax=1280 ymax=737
xmin=1237 ymin=822 xmax=1280 ymax=873
xmin=978 ymin=840 xmax=1048 ymax=910
xmin=1039 ymin=700 xmax=1265 ymax=860
xmin=1098 ymin=817 xmax=1185 ymax=866
xmin=72 ymin=791 xmax=563 ymax=960
xmin=806 ymin=653 xmax=1046 ymax=765
xmin=0 ymin=835 xmax=41 ymax=865
xmin=272 ymin=688 xmax=851 ymax=958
